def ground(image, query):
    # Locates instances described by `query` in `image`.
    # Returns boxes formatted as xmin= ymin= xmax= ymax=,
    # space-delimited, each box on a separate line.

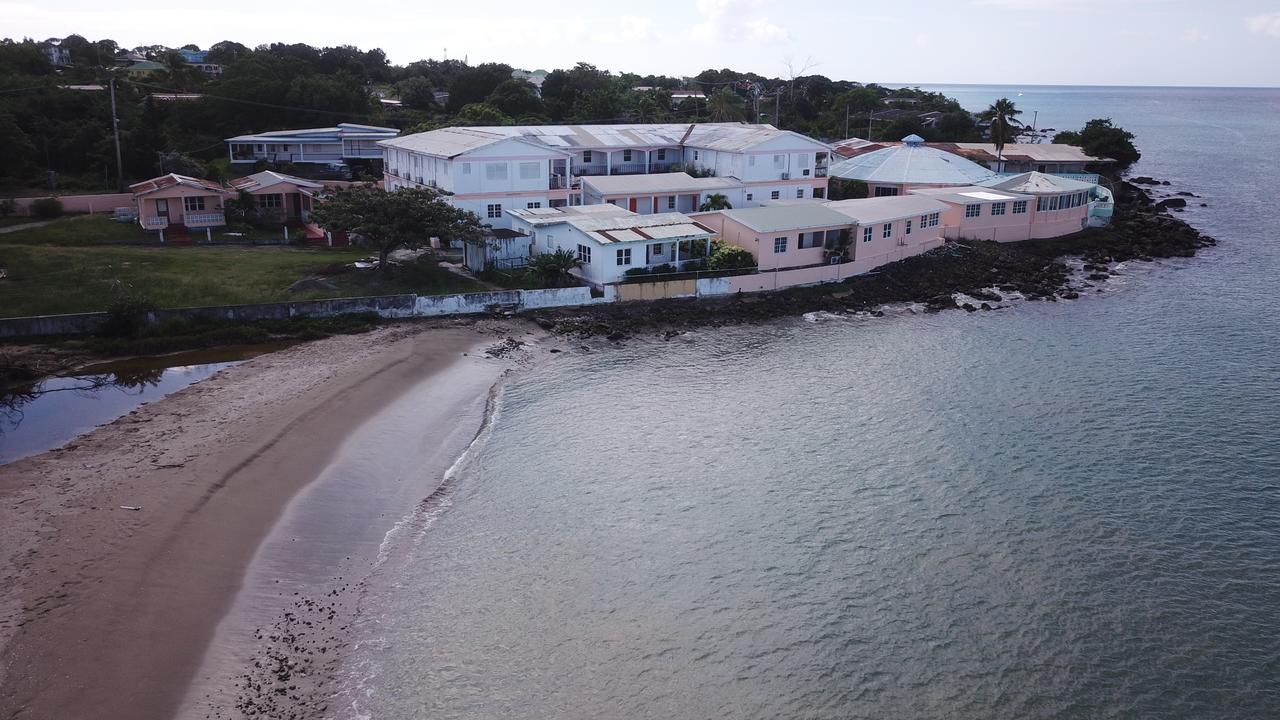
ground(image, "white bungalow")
xmin=227 ymin=123 xmax=399 ymax=166
xmin=507 ymin=205 xmax=716 ymax=287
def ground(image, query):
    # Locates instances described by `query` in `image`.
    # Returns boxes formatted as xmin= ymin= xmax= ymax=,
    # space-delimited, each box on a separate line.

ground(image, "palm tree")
xmin=707 ymin=89 xmax=746 ymax=123
xmin=699 ymin=193 xmax=732 ymax=211
xmin=527 ymin=248 xmax=582 ymax=288
xmin=979 ymin=98 xmax=1024 ymax=171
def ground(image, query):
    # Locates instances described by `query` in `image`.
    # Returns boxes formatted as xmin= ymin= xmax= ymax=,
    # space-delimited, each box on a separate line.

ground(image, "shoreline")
xmin=0 ymin=319 xmax=541 ymax=719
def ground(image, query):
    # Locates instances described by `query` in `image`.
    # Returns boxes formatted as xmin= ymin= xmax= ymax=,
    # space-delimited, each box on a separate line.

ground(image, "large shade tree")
xmin=311 ymin=186 xmax=485 ymax=273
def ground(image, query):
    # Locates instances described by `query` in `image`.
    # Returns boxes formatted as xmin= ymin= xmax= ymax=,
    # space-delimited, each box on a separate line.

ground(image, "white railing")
xmin=142 ymin=216 xmax=169 ymax=228
xmin=184 ymin=212 xmax=226 ymax=227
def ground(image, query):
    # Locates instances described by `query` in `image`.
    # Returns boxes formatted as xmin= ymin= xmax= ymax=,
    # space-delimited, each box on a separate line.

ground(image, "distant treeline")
xmin=0 ymin=35 xmax=985 ymax=192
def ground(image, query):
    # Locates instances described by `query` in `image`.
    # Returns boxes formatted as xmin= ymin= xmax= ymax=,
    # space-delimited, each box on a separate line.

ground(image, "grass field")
xmin=0 ymin=215 xmax=154 ymax=245
xmin=0 ymin=218 xmax=487 ymax=317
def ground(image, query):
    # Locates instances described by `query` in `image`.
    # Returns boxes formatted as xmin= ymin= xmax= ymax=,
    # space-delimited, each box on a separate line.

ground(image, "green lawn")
xmin=0 ymin=243 xmax=487 ymax=317
xmin=0 ymin=215 xmax=153 ymax=246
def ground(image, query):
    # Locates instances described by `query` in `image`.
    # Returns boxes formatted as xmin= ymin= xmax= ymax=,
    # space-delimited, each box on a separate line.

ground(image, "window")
xmin=746 ymin=193 xmax=754 ymax=201
xmin=183 ymin=196 xmax=206 ymax=212
xmin=770 ymin=190 xmax=780 ymax=200
xmin=773 ymin=154 xmax=785 ymax=168
xmin=824 ymin=229 xmax=847 ymax=249
xmin=965 ymin=203 xmax=982 ymax=218
xmin=812 ymin=187 xmax=825 ymax=199
xmin=462 ymin=162 xmax=471 ymax=175
xmin=582 ymin=150 xmax=593 ymax=163
xmin=882 ymin=223 xmax=892 ymax=239
xmin=526 ymin=201 xmax=541 ymax=209
xmin=906 ymin=219 xmax=913 ymax=235
xmin=802 ymin=169 xmax=811 ymax=176
xmin=652 ymin=243 xmax=664 ymax=255
xmin=486 ymin=203 xmax=502 ymax=219
xmin=667 ymin=196 xmax=676 ymax=210
xmin=927 ymin=212 xmax=940 ymax=228
xmin=656 ymin=150 xmax=666 ymax=160
xmin=749 ymin=155 xmax=756 ymax=166
xmin=1013 ymin=200 xmax=1027 ymax=214
xmin=623 ymin=149 xmax=633 ymax=162
xmin=256 ymin=194 xmax=282 ymax=209
xmin=485 ymin=163 xmax=508 ymax=180
xmin=991 ymin=202 xmax=1007 ymax=216
xmin=874 ymin=186 xmax=899 ymax=197
xmin=577 ymin=244 xmax=592 ymax=264
xmin=519 ymin=162 xmax=539 ymax=180
xmin=773 ymin=237 xmax=788 ymax=253
xmin=863 ymin=227 xmax=873 ymax=243
xmin=616 ymin=248 xmax=631 ymax=266
xmin=799 ymin=232 xmax=825 ymax=249
xmin=694 ymin=151 xmax=700 ymax=161
xmin=796 ymin=188 xmax=805 ymax=198
xmin=1037 ymin=197 xmax=1048 ymax=212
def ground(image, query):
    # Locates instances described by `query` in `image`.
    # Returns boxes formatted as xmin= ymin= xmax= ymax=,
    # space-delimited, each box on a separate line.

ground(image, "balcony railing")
xmin=142 ymin=216 xmax=169 ymax=229
xmin=550 ymin=175 xmax=567 ymax=190
xmin=571 ymin=162 xmax=680 ymax=177
xmin=815 ymin=167 xmax=828 ymax=178
xmin=184 ymin=212 xmax=226 ymax=228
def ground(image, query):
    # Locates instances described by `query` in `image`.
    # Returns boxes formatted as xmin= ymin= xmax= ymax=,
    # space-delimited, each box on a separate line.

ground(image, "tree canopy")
xmin=310 ymin=186 xmax=485 ymax=272
xmin=1055 ymin=118 xmax=1141 ymax=168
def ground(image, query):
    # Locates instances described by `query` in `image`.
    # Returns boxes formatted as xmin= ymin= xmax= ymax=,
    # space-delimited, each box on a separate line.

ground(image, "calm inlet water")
xmin=342 ymin=87 xmax=1280 ymax=718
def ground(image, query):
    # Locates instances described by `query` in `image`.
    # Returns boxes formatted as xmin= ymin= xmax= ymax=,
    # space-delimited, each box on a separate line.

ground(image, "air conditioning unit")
xmin=781 ymin=172 xmax=791 ymax=180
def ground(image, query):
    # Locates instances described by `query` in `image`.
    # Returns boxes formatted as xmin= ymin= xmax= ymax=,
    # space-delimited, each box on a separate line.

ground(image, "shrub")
xmin=99 ymin=294 xmax=157 ymax=338
xmin=30 ymin=197 xmax=63 ymax=219
xmin=709 ymin=243 xmax=756 ymax=271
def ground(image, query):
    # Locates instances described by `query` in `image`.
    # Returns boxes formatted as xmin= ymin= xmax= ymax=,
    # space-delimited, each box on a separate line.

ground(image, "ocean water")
xmin=341 ymin=87 xmax=1280 ymax=718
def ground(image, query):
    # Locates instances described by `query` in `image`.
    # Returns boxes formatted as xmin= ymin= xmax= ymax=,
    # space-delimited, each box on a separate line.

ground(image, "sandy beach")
xmin=0 ymin=319 xmax=541 ymax=719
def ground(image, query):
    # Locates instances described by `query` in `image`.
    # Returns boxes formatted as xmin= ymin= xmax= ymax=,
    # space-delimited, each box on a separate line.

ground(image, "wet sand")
xmin=0 ymin=320 xmax=537 ymax=719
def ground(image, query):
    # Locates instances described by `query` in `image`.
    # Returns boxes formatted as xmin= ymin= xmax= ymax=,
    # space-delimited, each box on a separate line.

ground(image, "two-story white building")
xmin=227 ymin=123 xmax=399 ymax=167
xmin=380 ymin=123 xmax=832 ymax=229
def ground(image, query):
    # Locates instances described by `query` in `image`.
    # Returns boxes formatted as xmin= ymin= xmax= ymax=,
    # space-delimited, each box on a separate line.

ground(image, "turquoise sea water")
xmin=342 ymin=86 xmax=1280 ymax=719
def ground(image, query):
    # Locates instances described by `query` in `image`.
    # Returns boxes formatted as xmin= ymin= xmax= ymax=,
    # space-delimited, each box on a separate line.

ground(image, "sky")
xmin=5 ymin=0 xmax=1280 ymax=87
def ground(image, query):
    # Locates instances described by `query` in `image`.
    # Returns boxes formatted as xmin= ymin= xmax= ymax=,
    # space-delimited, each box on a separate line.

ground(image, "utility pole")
xmin=109 ymin=77 xmax=124 ymax=191
xmin=844 ymin=104 xmax=850 ymax=139
xmin=774 ymin=91 xmax=780 ymax=128
xmin=867 ymin=112 xmax=873 ymax=141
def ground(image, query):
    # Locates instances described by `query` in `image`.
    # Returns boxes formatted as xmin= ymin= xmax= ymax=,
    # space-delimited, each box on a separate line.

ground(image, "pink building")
xmin=227 ymin=171 xmax=326 ymax=223
xmin=906 ymin=186 xmax=1036 ymax=242
xmin=825 ymin=195 xmax=952 ymax=269
xmin=976 ymin=172 xmax=1097 ymax=239
xmin=700 ymin=204 xmax=855 ymax=271
xmin=129 ymin=174 xmax=233 ymax=244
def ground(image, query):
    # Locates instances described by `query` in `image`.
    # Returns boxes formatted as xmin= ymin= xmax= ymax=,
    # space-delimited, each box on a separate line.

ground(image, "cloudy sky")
xmin=6 ymin=0 xmax=1280 ymax=86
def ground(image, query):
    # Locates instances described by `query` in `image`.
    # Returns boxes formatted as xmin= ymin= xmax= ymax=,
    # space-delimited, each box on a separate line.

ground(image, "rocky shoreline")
xmin=531 ymin=180 xmax=1217 ymax=339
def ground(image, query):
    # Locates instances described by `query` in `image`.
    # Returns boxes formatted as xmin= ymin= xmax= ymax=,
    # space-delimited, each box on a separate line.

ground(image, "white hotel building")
xmin=379 ymin=123 xmax=832 ymax=229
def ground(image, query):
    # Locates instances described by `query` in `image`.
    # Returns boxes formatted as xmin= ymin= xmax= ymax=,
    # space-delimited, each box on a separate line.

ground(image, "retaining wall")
xmin=9 ymin=193 xmax=135 ymax=216
xmin=0 ymin=288 xmax=613 ymax=338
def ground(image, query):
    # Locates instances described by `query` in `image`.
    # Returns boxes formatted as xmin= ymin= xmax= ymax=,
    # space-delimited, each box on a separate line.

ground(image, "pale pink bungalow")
xmin=129 ymin=173 xmax=233 ymax=244
xmin=227 ymin=170 xmax=326 ymax=223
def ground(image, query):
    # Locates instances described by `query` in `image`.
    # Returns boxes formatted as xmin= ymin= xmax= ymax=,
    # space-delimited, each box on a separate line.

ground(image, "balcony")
xmin=815 ymin=167 xmax=829 ymax=178
xmin=550 ymin=175 xmax=568 ymax=190
xmin=571 ymin=163 xmax=679 ymax=177
xmin=142 ymin=216 xmax=169 ymax=229
xmin=184 ymin=212 xmax=226 ymax=228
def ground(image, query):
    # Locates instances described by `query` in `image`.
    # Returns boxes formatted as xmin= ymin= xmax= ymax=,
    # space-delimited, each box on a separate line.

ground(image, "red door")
xmin=629 ymin=198 xmax=638 ymax=213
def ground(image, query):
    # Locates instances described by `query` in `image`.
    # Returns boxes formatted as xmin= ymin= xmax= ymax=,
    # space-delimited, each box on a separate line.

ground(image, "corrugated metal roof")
xmin=381 ymin=123 xmax=828 ymax=158
xmin=978 ymin=171 xmax=1098 ymax=194
xmin=908 ymin=186 xmax=1028 ymax=204
xmin=129 ymin=173 xmax=231 ymax=196
xmin=228 ymin=171 xmax=325 ymax=191
xmin=717 ymin=205 xmax=854 ymax=233
xmin=824 ymin=196 xmax=951 ymax=224
xmin=828 ymin=138 xmax=1000 ymax=186
xmin=227 ymin=123 xmax=398 ymax=144
xmin=953 ymin=143 xmax=1107 ymax=163
xmin=582 ymin=172 xmax=740 ymax=196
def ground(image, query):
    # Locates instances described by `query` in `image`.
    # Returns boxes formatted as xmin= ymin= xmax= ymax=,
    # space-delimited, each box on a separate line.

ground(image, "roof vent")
xmin=902 ymin=134 xmax=926 ymax=146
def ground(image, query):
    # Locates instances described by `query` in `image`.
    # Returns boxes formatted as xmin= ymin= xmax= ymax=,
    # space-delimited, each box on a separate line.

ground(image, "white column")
xmin=606 ymin=152 xmax=612 ymax=176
